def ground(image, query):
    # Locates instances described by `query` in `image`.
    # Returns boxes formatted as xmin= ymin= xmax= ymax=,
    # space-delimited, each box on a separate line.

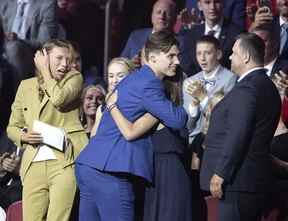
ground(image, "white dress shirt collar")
xmin=264 ymin=57 xmax=277 ymax=77
xmin=203 ymin=64 xmax=221 ymax=80
xmin=204 ymin=19 xmax=223 ymax=39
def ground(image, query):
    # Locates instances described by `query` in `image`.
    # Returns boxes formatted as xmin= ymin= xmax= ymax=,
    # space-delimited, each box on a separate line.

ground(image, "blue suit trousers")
xmin=75 ymin=163 xmax=135 ymax=221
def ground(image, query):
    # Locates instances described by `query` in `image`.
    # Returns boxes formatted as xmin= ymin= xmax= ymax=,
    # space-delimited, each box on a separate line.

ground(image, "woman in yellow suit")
xmin=7 ymin=39 xmax=88 ymax=221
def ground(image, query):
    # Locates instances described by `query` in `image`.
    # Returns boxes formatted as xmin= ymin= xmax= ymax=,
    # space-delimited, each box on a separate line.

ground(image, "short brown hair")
xmin=144 ymin=30 xmax=178 ymax=61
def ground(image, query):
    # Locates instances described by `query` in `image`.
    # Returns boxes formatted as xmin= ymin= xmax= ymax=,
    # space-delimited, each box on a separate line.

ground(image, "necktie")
xmin=207 ymin=30 xmax=216 ymax=37
xmin=204 ymin=79 xmax=216 ymax=87
xmin=12 ymin=1 xmax=26 ymax=37
xmin=281 ymin=24 xmax=288 ymax=58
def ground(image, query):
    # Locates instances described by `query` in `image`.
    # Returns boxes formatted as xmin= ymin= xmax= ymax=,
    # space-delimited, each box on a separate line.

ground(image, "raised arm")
xmin=106 ymin=91 xmax=158 ymax=141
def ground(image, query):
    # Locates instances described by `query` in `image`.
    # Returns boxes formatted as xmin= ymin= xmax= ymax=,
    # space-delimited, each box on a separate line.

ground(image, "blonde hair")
xmin=202 ymin=89 xmax=225 ymax=134
xmin=79 ymin=84 xmax=106 ymax=127
xmin=107 ymin=57 xmax=136 ymax=74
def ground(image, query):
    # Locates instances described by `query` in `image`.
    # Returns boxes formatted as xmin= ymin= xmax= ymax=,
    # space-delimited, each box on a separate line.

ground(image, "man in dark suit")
xmin=200 ymin=33 xmax=281 ymax=221
xmin=181 ymin=0 xmax=244 ymax=76
xmin=185 ymin=0 xmax=246 ymax=28
xmin=76 ymin=31 xmax=187 ymax=221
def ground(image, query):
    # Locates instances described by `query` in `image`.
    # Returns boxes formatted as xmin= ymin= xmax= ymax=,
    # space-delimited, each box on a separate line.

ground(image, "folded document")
xmin=33 ymin=120 xmax=65 ymax=152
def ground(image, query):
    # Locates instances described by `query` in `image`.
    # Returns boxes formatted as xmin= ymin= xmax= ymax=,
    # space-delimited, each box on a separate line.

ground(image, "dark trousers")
xmin=75 ymin=163 xmax=134 ymax=221
xmin=0 ymin=177 xmax=22 ymax=210
xmin=219 ymin=191 xmax=268 ymax=221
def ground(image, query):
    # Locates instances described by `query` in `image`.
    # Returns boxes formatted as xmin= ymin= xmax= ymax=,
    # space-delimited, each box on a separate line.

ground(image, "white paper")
xmin=33 ymin=120 xmax=65 ymax=152
xmin=33 ymin=145 xmax=57 ymax=162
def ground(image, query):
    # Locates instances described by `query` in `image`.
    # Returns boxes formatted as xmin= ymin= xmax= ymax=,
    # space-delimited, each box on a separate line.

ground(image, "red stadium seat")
xmin=6 ymin=201 xmax=22 ymax=221
xmin=205 ymin=196 xmax=219 ymax=221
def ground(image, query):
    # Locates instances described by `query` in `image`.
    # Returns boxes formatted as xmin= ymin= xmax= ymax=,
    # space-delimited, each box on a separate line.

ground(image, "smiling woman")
xmin=79 ymin=84 xmax=106 ymax=136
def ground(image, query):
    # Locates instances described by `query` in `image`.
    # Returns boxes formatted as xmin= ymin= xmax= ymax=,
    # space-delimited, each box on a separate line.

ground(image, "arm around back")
xmin=142 ymin=78 xmax=187 ymax=129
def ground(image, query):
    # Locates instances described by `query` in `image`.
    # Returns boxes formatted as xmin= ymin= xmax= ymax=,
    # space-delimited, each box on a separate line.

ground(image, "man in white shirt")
xmin=183 ymin=35 xmax=236 ymax=144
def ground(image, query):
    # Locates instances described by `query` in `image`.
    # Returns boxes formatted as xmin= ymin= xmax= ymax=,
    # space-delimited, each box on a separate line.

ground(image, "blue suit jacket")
xmin=200 ymin=69 xmax=281 ymax=192
xmin=121 ymin=28 xmax=152 ymax=59
xmin=76 ymin=65 xmax=187 ymax=182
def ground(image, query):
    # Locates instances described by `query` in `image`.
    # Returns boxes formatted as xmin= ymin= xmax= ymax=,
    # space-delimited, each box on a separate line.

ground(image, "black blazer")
xmin=180 ymin=19 xmax=244 ymax=76
xmin=200 ymin=69 xmax=281 ymax=192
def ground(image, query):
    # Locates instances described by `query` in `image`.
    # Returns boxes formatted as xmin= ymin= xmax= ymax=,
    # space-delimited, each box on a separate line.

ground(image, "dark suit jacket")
xmin=185 ymin=0 xmax=246 ymax=28
xmin=180 ymin=19 xmax=244 ymax=76
xmin=270 ymin=56 xmax=288 ymax=77
xmin=76 ymin=65 xmax=187 ymax=182
xmin=200 ymin=69 xmax=281 ymax=192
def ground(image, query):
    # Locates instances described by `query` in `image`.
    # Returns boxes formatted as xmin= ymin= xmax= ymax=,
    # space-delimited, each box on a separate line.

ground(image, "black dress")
xmin=143 ymin=127 xmax=192 ymax=221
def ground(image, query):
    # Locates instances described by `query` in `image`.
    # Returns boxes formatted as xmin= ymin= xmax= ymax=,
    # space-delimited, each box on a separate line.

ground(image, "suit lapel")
xmin=219 ymin=21 xmax=228 ymax=47
xmin=39 ymin=91 xmax=49 ymax=119
xmin=24 ymin=0 xmax=38 ymax=37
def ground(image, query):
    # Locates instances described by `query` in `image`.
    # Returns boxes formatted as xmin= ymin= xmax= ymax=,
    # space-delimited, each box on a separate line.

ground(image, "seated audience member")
xmin=181 ymin=0 xmax=244 ymax=76
xmin=0 ymin=130 xmax=22 ymax=210
xmin=251 ymin=25 xmax=288 ymax=77
xmin=90 ymin=57 xmax=136 ymax=137
xmin=7 ymin=39 xmax=88 ymax=221
xmin=79 ymin=84 xmax=106 ymax=137
xmin=183 ymin=35 xmax=236 ymax=145
xmin=121 ymin=0 xmax=177 ymax=63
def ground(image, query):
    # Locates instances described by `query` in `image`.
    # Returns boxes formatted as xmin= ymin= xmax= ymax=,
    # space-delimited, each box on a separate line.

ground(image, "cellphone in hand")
xmin=258 ymin=0 xmax=272 ymax=11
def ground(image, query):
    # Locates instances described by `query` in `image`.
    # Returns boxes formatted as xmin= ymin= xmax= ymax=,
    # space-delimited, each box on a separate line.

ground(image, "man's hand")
xmin=186 ymin=80 xmax=207 ymax=102
xmin=210 ymin=173 xmax=224 ymax=199
xmin=1 ymin=152 xmax=20 ymax=173
xmin=250 ymin=6 xmax=273 ymax=30
xmin=178 ymin=8 xmax=203 ymax=29
xmin=272 ymin=70 xmax=288 ymax=96
xmin=21 ymin=130 xmax=43 ymax=145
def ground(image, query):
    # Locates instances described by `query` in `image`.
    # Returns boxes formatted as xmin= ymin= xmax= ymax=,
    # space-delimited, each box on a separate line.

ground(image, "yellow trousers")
xmin=22 ymin=155 xmax=76 ymax=221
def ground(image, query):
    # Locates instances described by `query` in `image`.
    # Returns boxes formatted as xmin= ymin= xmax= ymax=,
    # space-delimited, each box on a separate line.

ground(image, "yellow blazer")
xmin=7 ymin=71 xmax=88 ymax=181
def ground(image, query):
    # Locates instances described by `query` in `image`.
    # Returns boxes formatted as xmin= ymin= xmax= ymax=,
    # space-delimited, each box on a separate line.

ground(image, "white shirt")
xmin=279 ymin=16 xmax=288 ymax=54
xmin=264 ymin=58 xmax=277 ymax=77
xmin=204 ymin=20 xmax=223 ymax=39
xmin=237 ymin=67 xmax=264 ymax=82
xmin=14 ymin=0 xmax=30 ymax=39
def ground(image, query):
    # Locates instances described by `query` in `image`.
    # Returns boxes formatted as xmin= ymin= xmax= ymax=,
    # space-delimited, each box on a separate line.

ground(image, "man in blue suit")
xmin=76 ymin=31 xmax=187 ymax=221
xmin=121 ymin=0 xmax=177 ymax=60
xmin=200 ymin=33 xmax=281 ymax=221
